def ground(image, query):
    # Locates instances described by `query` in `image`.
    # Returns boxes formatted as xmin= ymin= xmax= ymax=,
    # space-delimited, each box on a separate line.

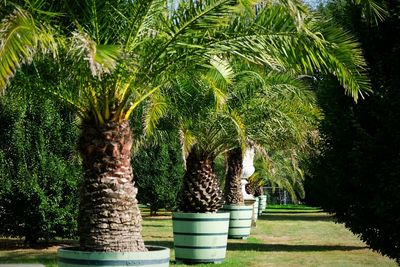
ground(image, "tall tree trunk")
xmin=254 ymin=185 xmax=263 ymax=197
xmin=224 ymin=147 xmax=244 ymax=205
xmin=78 ymin=120 xmax=146 ymax=252
xmin=180 ymin=149 xmax=224 ymax=212
xmin=245 ymin=182 xmax=256 ymax=196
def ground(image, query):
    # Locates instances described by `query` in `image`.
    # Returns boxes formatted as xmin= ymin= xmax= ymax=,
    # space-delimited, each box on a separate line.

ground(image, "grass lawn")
xmin=266 ymin=204 xmax=323 ymax=213
xmin=0 ymin=206 xmax=397 ymax=266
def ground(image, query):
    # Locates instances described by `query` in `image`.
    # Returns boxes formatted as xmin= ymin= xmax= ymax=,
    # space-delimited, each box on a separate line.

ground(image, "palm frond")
xmin=208 ymin=4 xmax=301 ymax=69
xmin=228 ymin=110 xmax=246 ymax=153
xmin=123 ymin=0 xmax=164 ymax=50
xmin=227 ymin=62 xmax=321 ymax=151
xmin=0 ymin=7 xmax=56 ymax=92
xmin=276 ymin=0 xmax=309 ymax=29
xmin=143 ymin=0 xmax=241 ymax=78
xmin=255 ymin=149 xmax=305 ymax=201
xmin=205 ymin=56 xmax=234 ymax=109
xmin=272 ymin=15 xmax=371 ymax=101
xmin=142 ymin=90 xmax=168 ymax=137
xmin=215 ymin=3 xmax=370 ymax=101
xmin=124 ymin=84 xmax=162 ymax=120
xmin=353 ymin=0 xmax=387 ymax=24
xmin=70 ymin=30 xmax=121 ymax=78
xmin=179 ymin=127 xmax=195 ymax=161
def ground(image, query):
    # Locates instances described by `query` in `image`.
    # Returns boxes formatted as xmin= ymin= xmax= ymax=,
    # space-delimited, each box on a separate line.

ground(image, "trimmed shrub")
xmin=133 ymin=137 xmax=184 ymax=215
xmin=0 ymin=94 xmax=81 ymax=245
xmin=305 ymin=1 xmax=400 ymax=263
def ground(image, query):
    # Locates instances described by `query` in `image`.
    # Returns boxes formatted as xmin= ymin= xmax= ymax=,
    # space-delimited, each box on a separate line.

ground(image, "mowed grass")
xmin=0 ymin=206 xmax=397 ymax=266
xmin=266 ymin=204 xmax=323 ymax=213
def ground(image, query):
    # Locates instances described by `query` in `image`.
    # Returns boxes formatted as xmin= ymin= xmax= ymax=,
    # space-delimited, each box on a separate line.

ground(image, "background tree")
xmin=305 ymin=0 xmax=400 ymax=263
xmin=133 ymin=132 xmax=184 ymax=216
xmin=0 ymin=69 xmax=81 ymax=245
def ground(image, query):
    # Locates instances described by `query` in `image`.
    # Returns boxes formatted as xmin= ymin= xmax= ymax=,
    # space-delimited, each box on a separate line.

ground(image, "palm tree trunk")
xmin=245 ymin=182 xmax=256 ymax=196
xmin=180 ymin=149 xmax=224 ymax=212
xmin=254 ymin=185 xmax=263 ymax=197
xmin=78 ymin=120 xmax=146 ymax=252
xmin=224 ymin=147 xmax=245 ymax=205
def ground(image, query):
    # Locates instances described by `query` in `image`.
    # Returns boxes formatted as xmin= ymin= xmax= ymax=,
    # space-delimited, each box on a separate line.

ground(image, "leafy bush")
xmin=0 ymin=93 xmax=81 ymax=245
xmin=133 ymin=136 xmax=184 ymax=215
xmin=305 ymin=1 xmax=400 ymax=263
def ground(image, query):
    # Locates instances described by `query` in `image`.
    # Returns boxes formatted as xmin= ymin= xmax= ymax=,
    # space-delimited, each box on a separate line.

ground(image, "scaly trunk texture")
xmin=78 ymin=120 xmax=146 ymax=252
xmin=254 ymin=186 xmax=263 ymax=197
xmin=224 ymin=147 xmax=244 ymax=205
xmin=180 ymin=149 xmax=224 ymax=212
xmin=245 ymin=182 xmax=255 ymax=196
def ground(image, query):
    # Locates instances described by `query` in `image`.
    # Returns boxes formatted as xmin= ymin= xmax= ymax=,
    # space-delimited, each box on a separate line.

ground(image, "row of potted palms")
xmin=1 ymin=0 xmax=371 ymax=266
xmin=163 ymin=54 xmax=323 ymax=261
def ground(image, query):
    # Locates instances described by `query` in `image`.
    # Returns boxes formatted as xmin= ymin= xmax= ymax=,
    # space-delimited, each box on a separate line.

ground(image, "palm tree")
xmin=221 ymin=0 xmax=376 ymax=206
xmin=1 ymin=0 xmax=290 ymax=252
xmin=223 ymin=67 xmax=321 ymax=205
xmin=164 ymin=62 xmax=245 ymax=212
xmin=243 ymin=144 xmax=312 ymax=201
xmin=254 ymin=149 xmax=308 ymax=201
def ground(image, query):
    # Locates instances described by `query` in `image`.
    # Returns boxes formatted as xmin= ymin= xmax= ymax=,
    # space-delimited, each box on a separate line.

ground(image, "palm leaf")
xmin=70 ymin=30 xmax=121 ymax=78
xmin=142 ymin=89 xmax=169 ymax=137
xmin=354 ymin=0 xmax=387 ymax=24
xmin=0 ymin=8 xmax=56 ymax=92
xmin=204 ymin=56 xmax=234 ymax=109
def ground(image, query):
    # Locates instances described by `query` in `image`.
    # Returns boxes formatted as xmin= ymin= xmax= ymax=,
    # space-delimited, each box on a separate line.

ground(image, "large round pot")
xmin=251 ymin=197 xmax=259 ymax=227
xmin=172 ymin=212 xmax=230 ymax=264
xmin=58 ymin=245 xmax=170 ymax=267
xmin=258 ymin=195 xmax=267 ymax=216
xmin=253 ymin=198 xmax=259 ymax=220
xmin=220 ymin=205 xmax=253 ymax=239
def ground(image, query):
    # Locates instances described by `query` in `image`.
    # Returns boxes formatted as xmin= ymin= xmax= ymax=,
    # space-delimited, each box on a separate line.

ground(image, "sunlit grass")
xmin=266 ymin=204 xmax=323 ymax=213
xmin=0 ymin=206 xmax=397 ymax=266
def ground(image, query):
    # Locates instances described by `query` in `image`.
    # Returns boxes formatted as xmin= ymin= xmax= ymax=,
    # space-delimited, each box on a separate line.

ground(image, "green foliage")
xmin=230 ymin=67 xmax=322 ymax=150
xmin=133 ymin=134 xmax=184 ymax=215
xmin=228 ymin=64 xmax=321 ymax=201
xmin=166 ymin=63 xmax=245 ymax=160
xmin=0 ymin=6 xmax=57 ymax=92
xmin=254 ymin=150 xmax=306 ymax=201
xmin=0 ymin=90 xmax=81 ymax=245
xmin=1 ymin=0 xmax=372 ymax=127
xmin=305 ymin=0 xmax=400 ymax=263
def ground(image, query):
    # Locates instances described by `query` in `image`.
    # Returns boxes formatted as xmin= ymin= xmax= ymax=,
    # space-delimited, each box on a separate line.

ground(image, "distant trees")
xmin=133 ymin=135 xmax=184 ymax=215
xmin=305 ymin=0 xmax=400 ymax=263
xmin=0 ymin=90 xmax=81 ymax=245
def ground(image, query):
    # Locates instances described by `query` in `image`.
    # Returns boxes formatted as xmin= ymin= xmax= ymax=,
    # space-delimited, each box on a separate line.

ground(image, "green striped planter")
xmin=172 ymin=212 xmax=230 ymax=264
xmin=220 ymin=205 xmax=253 ymax=239
xmin=58 ymin=246 xmax=170 ymax=267
xmin=258 ymin=195 xmax=267 ymax=216
xmin=253 ymin=197 xmax=259 ymax=222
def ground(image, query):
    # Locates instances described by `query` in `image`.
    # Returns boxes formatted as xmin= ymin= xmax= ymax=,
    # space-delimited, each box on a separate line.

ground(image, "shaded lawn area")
xmin=0 ymin=207 xmax=397 ymax=266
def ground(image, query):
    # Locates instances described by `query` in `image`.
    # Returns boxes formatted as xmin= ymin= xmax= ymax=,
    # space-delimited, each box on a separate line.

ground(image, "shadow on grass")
xmin=0 ymin=239 xmax=77 ymax=251
xmin=227 ymin=243 xmax=366 ymax=252
xmin=144 ymin=240 xmax=365 ymax=253
xmin=0 ymin=251 xmax=57 ymax=266
xmin=143 ymin=224 xmax=171 ymax=228
xmin=142 ymin=216 xmax=172 ymax=221
xmin=145 ymin=240 xmax=174 ymax=249
xmin=259 ymin=214 xmax=334 ymax=222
